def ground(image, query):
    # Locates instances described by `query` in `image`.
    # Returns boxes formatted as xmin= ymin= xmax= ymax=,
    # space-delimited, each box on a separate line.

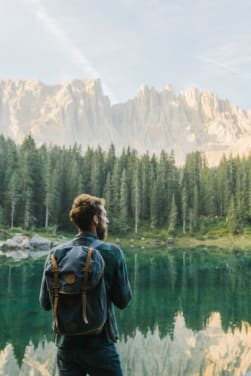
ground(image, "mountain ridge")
xmin=0 ymin=78 xmax=250 ymax=165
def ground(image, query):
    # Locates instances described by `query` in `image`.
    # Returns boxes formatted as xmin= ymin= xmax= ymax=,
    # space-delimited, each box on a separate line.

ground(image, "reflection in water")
xmin=0 ymin=249 xmax=251 ymax=375
xmin=118 ymin=313 xmax=251 ymax=376
xmin=0 ymin=341 xmax=57 ymax=376
xmin=1 ymin=314 xmax=251 ymax=376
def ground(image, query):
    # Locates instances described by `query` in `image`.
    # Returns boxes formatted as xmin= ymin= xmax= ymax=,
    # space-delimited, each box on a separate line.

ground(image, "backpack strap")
xmin=50 ymin=254 xmax=60 ymax=330
xmin=80 ymin=239 xmax=102 ymax=324
xmin=82 ymin=248 xmax=93 ymax=324
xmin=89 ymin=238 xmax=102 ymax=250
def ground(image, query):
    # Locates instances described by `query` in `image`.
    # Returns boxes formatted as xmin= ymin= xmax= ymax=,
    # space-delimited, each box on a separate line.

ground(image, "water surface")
xmin=0 ymin=248 xmax=251 ymax=375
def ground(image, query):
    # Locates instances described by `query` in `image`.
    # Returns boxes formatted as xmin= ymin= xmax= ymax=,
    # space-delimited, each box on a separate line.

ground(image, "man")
xmin=39 ymin=193 xmax=132 ymax=376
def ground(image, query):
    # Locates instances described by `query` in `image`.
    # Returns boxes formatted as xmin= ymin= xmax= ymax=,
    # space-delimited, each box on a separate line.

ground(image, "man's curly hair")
xmin=69 ymin=193 xmax=105 ymax=231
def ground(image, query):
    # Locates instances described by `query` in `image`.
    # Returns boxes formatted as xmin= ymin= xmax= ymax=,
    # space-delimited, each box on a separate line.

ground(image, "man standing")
xmin=39 ymin=193 xmax=132 ymax=376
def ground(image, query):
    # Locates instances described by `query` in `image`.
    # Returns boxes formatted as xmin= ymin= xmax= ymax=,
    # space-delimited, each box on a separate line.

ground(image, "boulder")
xmin=3 ymin=234 xmax=30 ymax=250
xmin=30 ymin=235 xmax=52 ymax=251
xmin=0 ymin=233 xmax=52 ymax=252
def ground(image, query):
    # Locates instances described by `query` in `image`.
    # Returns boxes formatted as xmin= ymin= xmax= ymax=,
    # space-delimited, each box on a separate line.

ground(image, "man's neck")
xmin=79 ymin=230 xmax=97 ymax=237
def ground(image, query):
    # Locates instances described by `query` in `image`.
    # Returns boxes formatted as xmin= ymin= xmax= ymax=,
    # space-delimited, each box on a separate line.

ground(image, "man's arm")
xmin=110 ymin=248 xmax=132 ymax=309
xmin=39 ymin=254 xmax=52 ymax=311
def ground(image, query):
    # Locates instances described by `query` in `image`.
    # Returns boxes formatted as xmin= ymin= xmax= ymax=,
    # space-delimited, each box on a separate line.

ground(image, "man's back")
xmin=40 ymin=193 xmax=132 ymax=375
xmin=40 ymin=232 xmax=132 ymax=375
xmin=40 ymin=232 xmax=132 ymax=347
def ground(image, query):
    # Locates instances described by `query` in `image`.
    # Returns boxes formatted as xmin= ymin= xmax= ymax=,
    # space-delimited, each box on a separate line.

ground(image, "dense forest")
xmin=0 ymin=134 xmax=251 ymax=234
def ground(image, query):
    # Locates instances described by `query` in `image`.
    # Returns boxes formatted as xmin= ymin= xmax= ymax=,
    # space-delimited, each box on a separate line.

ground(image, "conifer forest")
xmin=0 ymin=134 xmax=250 ymax=234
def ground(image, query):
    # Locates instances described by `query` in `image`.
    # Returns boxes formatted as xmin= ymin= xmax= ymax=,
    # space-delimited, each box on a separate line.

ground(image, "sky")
xmin=0 ymin=0 xmax=250 ymax=108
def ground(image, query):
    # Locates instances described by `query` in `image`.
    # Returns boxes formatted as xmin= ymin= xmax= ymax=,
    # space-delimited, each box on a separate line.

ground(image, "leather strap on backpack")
xmin=82 ymin=248 xmax=93 ymax=323
xmin=51 ymin=254 xmax=60 ymax=330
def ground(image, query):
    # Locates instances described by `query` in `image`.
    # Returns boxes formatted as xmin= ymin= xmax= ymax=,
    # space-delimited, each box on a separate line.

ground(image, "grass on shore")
xmin=1 ymin=221 xmax=251 ymax=254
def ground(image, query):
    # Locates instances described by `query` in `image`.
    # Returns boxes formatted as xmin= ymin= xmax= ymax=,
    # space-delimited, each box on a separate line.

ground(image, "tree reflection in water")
xmin=0 ymin=248 xmax=251 ymax=375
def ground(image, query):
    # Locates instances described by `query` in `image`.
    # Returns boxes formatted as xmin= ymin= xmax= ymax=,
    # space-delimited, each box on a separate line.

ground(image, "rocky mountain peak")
xmin=0 ymin=79 xmax=250 ymax=165
xmin=163 ymin=83 xmax=174 ymax=92
xmin=180 ymin=87 xmax=200 ymax=108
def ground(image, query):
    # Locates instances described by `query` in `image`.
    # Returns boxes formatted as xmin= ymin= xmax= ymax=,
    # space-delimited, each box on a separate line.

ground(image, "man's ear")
xmin=93 ymin=214 xmax=99 ymax=225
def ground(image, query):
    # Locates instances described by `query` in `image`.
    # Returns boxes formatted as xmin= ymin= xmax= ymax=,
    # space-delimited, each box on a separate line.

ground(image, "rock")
xmin=0 ymin=233 xmax=52 ymax=258
xmin=2 ymin=234 xmax=29 ymax=250
xmin=30 ymin=235 xmax=52 ymax=251
xmin=20 ymin=237 xmax=30 ymax=249
xmin=4 ymin=239 xmax=19 ymax=249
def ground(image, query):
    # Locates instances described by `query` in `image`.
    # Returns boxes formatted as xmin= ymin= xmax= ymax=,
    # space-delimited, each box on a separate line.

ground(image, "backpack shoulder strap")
xmin=50 ymin=254 xmax=60 ymax=330
xmin=89 ymin=238 xmax=103 ymax=250
xmin=82 ymin=247 xmax=93 ymax=323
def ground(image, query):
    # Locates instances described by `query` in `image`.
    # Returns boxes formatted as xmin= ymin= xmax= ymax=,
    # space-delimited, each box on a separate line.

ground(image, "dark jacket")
xmin=39 ymin=232 xmax=132 ymax=348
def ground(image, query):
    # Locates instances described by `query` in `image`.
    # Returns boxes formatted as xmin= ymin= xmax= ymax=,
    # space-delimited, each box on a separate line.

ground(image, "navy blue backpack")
xmin=45 ymin=239 xmax=107 ymax=335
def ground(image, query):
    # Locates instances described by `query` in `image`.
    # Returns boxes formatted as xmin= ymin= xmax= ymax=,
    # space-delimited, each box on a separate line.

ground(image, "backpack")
xmin=44 ymin=238 xmax=107 ymax=336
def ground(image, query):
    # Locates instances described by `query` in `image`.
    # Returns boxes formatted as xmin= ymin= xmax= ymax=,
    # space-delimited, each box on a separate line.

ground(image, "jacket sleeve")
xmin=110 ymin=248 xmax=132 ymax=309
xmin=39 ymin=253 xmax=52 ymax=311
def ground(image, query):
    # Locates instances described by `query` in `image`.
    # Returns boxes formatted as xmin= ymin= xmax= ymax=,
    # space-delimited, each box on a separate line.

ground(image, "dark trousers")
xmin=57 ymin=342 xmax=123 ymax=376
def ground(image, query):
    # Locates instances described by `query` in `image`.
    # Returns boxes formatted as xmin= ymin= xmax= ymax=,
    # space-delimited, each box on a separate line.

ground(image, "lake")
xmin=0 ymin=247 xmax=251 ymax=376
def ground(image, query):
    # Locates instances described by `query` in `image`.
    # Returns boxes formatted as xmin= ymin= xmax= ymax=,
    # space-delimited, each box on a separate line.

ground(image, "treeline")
xmin=0 ymin=134 xmax=251 ymax=233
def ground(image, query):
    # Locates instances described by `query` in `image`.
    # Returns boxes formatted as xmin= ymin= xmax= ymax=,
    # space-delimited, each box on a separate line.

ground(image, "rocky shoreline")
xmin=0 ymin=233 xmax=56 ymax=260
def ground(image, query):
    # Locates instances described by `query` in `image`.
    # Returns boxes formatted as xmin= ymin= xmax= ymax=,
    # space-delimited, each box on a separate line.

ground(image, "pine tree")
xmin=157 ymin=151 xmax=168 ymax=224
xmin=82 ymin=147 xmax=93 ymax=194
xmin=90 ymin=146 xmax=105 ymax=197
xmin=181 ymin=187 xmax=188 ymax=234
xmin=193 ymin=185 xmax=199 ymax=230
xmin=119 ymin=169 xmax=129 ymax=231
xmin=106 ymin=144 xmax=116 ymax=173
xmin=7 ymin=171 xmax=21 ymax=228
xmin=104 ymin=172 xmax=113 ymax=223
xmin=43 ymin=150 xmax=52 ymax=228
xmin=133 ymin=161 xmax=140 ymax=233
xmin=141 ymin=153 xmax=151 ymax=220
xmin=111 ymin=159 xmax=121 ymax=221
xmin=51 ymin=158 xmax=64 ymax=229
xmin=23 ymin=187 xmax=33 ymax=229
xmin=19 ymin=135 xmax=45 ymax=228
xmin=227 ymin=194 xmax=238 ymax=234
xmin=168 ymin=195 xmax=177 ymax=235
xmin=207 ymin=169 xmax=217 ymax=218
xmin=150 ymin=180 xmax=161 ymax=228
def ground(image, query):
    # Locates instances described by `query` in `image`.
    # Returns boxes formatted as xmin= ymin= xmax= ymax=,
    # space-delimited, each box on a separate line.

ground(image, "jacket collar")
xmin=75 ymin=231 xmax=98 ymax=240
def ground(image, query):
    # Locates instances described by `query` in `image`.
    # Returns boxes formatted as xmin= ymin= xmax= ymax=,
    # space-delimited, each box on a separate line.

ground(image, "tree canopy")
xmin=0 ymin=135 xmax=250 ymax=234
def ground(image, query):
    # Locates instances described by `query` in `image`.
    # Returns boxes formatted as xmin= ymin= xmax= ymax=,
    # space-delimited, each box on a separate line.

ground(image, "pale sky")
xmin=0 ymin=0 xmax=250 ymax=108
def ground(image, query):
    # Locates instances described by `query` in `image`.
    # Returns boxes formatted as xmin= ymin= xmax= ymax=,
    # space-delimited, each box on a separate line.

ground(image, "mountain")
xmin=0 ymin=79 xmax=251 ymax=164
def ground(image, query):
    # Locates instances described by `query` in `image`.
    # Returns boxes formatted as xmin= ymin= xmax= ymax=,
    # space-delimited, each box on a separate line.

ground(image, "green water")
xmin=1 ymin=249 xmax=251 ymax=375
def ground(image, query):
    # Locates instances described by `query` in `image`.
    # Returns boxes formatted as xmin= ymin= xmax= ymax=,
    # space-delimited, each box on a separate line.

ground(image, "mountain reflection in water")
xmin=0 ymin=248 xmax=251 ymax=375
